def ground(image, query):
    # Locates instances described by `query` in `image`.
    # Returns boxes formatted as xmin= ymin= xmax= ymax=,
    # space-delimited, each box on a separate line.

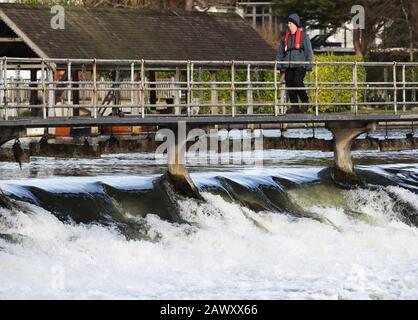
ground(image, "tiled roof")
xmin=0 ymin=3 xmax=275 ymax=60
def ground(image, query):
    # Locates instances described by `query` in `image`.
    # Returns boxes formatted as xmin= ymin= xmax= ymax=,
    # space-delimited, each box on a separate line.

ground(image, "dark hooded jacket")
xmin=276 ymin=13 xmax=313 ymax=71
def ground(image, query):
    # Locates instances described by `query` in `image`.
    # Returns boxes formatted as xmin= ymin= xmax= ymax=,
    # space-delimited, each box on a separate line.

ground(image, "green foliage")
xmin=272 ymin=0 xmax=355 ymax=32
xmin=175 ymin=68 xmax=277 ymax=115
xmin=309 ymin=54 xmax=365 ymax=112
xmin=157 ymin=55 xmax=366 ymax=115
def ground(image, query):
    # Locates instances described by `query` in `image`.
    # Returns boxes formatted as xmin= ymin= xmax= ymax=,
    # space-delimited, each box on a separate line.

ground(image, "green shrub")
xmin=186 ymin=68 xmax=277 ymax=114
xmin=154 ymin=54 xmax=366 ymax=114
xmin=187 ymin=55 xmax=365 ymax=114
xmin=308 ymin=54 xmax=365 ymax=112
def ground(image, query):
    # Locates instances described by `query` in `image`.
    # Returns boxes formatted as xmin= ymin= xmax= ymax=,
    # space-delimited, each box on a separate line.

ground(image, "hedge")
xmin=185 ymin=54 xmax=366 ymax=114
xmin=309 ymin=54 xmax=365 ymax=112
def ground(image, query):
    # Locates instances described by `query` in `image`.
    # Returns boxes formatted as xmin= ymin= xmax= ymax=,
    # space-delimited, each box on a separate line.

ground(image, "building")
xmin=0 ymin=3 xmax=274 ymax=60
xmin=0 ymin=3 xmax=275 ymax=120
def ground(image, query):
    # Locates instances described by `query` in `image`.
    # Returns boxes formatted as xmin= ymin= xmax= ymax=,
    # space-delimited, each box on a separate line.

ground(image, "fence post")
xmin=2 ymin=57 xmax=7 ymax=120
xmin=187 ymin=60 xmax=191 ymax=116
xmin=174 ymin=67 xmax=181 ymax=115
xmin=402 ymin=64 xmax=406 ymax=112
xmin=273 ymin=61 xmax=278 ymax=116
xmin=190 ymin=62 xmax=194 ymax=116
xmin=41 ymin=59 xmax=46 ymax=119
xmin=130 ymin=62 xmax=135 ymax=115
xmin=210 ymin=70 xmax=218 ymax=115
xmin=231 ymin=60 xmax=235 ymax=117
xmin=362 ymin=67 xmax=367 ymax=111
xmin=198 ymin=66 xmax=203 ymax=107
xmin=67 ymin=61 xmax=72 ymax=117
xmin=412 ymin=68 xmax=416 ymax=104
xmin=393 ymin=61 xmax=397 ymax=114
xmin=353 ymin=61 xmax=358 ymax=115
xmin=92 ymin=58 xmax=97 ymax=118
xmin=141 ymin=59 xmax=145 ymax=118
xmin=15 ymin=65 xmax=21 ymax=113
xmin=247 ymin=63 xmax=254 ymax=115
xmin=315 ymin=61 xmax=319 ymax=116
xmin=0 ymin=59 xmax=3 ymax=119
xmin=384 ymin=67 xmax=388 ymax=110
xmin=280 ymin=69 xmax=286 ymax=113
xmin=47 ymin=67 xmax=54 ymax=117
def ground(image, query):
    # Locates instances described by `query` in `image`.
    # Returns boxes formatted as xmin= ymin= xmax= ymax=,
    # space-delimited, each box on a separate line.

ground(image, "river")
xmin=0 ymin=128 xmax=417 ymax=299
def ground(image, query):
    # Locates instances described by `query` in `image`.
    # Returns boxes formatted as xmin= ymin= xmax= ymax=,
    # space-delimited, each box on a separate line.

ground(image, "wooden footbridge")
xmin=1 ymin=57 xmax=417 ymax=193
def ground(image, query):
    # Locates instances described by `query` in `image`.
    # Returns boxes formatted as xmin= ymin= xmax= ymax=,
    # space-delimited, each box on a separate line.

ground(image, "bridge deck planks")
xmin=0 ymin=113 xmax=417 ymax=128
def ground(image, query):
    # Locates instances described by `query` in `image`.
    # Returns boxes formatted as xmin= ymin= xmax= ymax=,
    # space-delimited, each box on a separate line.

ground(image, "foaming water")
xmin=0 ymin=132 xmax=417 ymax=299
xmin=1 ymin=185 xmax=418 ymax=299
xmin=0 ymin=161 xmax=417 ymax=299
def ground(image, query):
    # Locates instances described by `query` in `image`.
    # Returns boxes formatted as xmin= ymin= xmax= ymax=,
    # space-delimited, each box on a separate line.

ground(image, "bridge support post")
xmin=164 ymin=123 xmax=202 ymax=199
xmin=326 ymin=121 xmax=377 ymax=183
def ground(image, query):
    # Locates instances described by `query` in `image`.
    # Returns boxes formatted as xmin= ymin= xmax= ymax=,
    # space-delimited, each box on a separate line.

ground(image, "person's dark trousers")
xmin=285 ymin=67 xmax=309 ymax=111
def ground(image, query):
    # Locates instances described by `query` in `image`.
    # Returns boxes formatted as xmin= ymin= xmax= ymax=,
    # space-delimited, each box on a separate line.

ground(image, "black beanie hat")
xmin=287 ymin=13 xmax=301 ymax=27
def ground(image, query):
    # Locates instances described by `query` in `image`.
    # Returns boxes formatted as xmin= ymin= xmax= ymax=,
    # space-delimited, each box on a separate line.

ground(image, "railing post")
xmin=273 ymin=61 xmax=278 ymax=116
xmin=384 ymin=67 xmax=388 ymax=110
xmin=187 ymin=60 xmax=191 ymax=117
xmin=210 ymin=70 xmax=218 ymax=115
xmin=0 ymin=58 xmax=3 ymax=119
xmin=15 ymin=65 xmax=21 ymax=113
xmin=353 ymin=61 xmax=358 ymax=115
xmin=67 ymin=61 xmax=72 ymax=117
xmin=314 ymin=61 xmax=319 ymax=116
xmin=190 ymin=62 xmax=194 ymax=116
xmin=247 ymin=63 xmax=254 ymax=115
xmin=141 ymin=59 xmax=145 ymax=118
xmin=130 ymin=61 xmax=136 ymax=115
xmin=231 ymin=60 xmax=235 ymax=117
xmin=175 ymin=67 xmax=181 ymax=115
xmin=402 ymin=64 xmax=406 ymax=113
xmin=198 ymin=66 xmax=203 ymax=108
xmin=412 ymin=68 xmax=416 ymax=104
xmin=92 ymin=58 xmax=97 ymax=118
xmin=41 ymin=59 xmax=46 ymax=119
xmin=393 ymin=61 xmax=397 ymax=114
xmin=362 ymin=66 xmax=367 ymax=111
xmin=2 ymin=57 xmax=7 ymax=120
xmin=47 ymin=67 xmax=54 ymax=117
xmin=280 ymin=70 xmax=286 ymax=113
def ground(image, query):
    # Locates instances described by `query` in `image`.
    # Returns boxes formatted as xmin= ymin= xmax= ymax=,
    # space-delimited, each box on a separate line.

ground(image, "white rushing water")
xmin=1 ymin=180 xmax=418 ymax=300
xmin=0 ymin=132 xmax=417 ymax=300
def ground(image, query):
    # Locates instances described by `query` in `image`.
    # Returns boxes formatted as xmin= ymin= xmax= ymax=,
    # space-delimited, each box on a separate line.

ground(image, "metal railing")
xmin=0 ymin=57 xmax=417 ymax=120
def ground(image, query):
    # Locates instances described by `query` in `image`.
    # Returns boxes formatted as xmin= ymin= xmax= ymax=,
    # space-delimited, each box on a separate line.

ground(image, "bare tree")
xmin=352 ymin=0 xmax=397 ymax=58
xmin=400 ymin=0 xmax=416 ymax=61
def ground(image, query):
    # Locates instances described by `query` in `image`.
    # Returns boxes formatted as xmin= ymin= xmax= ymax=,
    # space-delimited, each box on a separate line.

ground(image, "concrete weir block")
xmin=167 ymin=138 xmax=202 ymax=200
xmin=29 ymin=140 xmax=101 ymax=159
xmin=163 ymin=123 xmax=203 ymax=200
xmin=379 ymin=136 xmax=418 ymax=151
xmin=326 ymin=121 xmax=377 ymax=186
